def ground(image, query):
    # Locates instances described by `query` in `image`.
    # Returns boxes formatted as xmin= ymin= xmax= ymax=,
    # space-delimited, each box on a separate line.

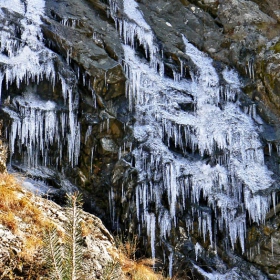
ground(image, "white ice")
xmin=115 ymin=0 xmax=274 ymax=268
xmin=1 ymin=0 xmax=81 ymax=168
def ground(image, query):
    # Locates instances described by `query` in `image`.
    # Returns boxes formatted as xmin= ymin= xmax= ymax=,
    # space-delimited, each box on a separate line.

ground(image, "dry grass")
xmin=112 ymin=235 xmax=169 ymax=280
xmin=0 ymin=173 xmax=22 ymax=210
xmin=115 ymin=235 xmax=138 ymax=261
xmin=0 ymin=172 xmax=54 ymax=277
xmin=81 ymin=220 xmax=91 ymax=237
xmin=123 ymin=258 xmax=166 ymax=280
xmin=0 ymin=211 xmax=18 ymax=233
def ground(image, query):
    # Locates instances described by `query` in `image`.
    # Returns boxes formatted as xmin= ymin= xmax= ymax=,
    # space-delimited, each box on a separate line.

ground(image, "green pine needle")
xmin=44 ymin=192 xmax=84 ymax=280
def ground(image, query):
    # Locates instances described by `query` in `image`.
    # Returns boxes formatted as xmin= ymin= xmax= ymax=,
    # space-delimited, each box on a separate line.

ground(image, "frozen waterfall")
xmin=0 ymin=0 xmax=80 ymax=169
xmin=0 ymin=0 xmax=276 ymax=277
xmin=109 ymin=0 xmax=275 ymax=275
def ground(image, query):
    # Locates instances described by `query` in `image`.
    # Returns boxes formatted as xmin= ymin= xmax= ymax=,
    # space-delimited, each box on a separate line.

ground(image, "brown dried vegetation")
xmin=0 ymin=173 xmax=53 ymax=279
xmin=108 ymin=235 xmax=170 ymax=280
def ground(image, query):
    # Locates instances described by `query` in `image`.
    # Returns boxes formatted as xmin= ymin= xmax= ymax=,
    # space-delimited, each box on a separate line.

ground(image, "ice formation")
xmin=0 ymin=0 xmax=276 ymax=277
xmin=0 ymin=0 xmax=80 ymax=168
xmin=193 ymin=264 xmax=253 ymax=280
xmin=109 ymin=0 xmax=274 ymax=276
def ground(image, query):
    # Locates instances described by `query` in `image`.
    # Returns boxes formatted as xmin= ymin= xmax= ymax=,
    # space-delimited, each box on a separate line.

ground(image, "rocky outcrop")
xmin=134 ymin=0 xmax=280 ymax=129
xmin=244 ymin=204 xmax=280 ymax=279
xmin=42 ymin=0 xmax=133 ymax=222
xmin=1 ymin=0 xmax=280 ymax=279
xmin=0 ymin=173 xmax=121 ymax=279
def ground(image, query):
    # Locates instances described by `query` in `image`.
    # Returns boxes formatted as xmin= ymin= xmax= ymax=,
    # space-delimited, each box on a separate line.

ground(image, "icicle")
xmin=271 ymin=236 xmax=274 ymax=257
xmin=136 ymin=185 xmax=140 ymax=220
xmin=92 ymin=89 xmax=97 ymax=108
xmin=107 ymin=118 xmax=110 ymax=132
xmin=109 ymin=0 xmax=119 ymax=14
xmin=252 ymin=103 xmax=256 ymax=119
xmin=272 ymin=191 xmax=276 ymax=215
xmin=90 ymin=147 xmax=94 ymax=175
xmin=146 ymin=212 xmax=156 ymax=259
xmin=248 ymin=58 xmax=255 ymax=80
xmin=195 ymin=243 xmax=203 ymax=261
xmin=168 ymin=251 xmax=173 ymax=277
xmin=172 ymin=70 xmax=181 ymax=82
xmin=85 ymin=125 xmax=92 ymax=144
xmin=66 ymin=47 xmax=72 ymax=65
xmin=0 ymin=73 xmax=3 ymax=102
xmin=179 ymin=58 xmax=183 ymax=77
xmin=268 ymin=142 xmax=272 ymax=156
xmin=109 ymin=187 xmax=115 ymax=225
xmin=83 ymin=73 xmax=86 ymax=86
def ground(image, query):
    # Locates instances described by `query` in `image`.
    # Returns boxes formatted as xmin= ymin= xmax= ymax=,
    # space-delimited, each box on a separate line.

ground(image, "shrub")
xmin=44 ymin=192 xmax=84 ymax=280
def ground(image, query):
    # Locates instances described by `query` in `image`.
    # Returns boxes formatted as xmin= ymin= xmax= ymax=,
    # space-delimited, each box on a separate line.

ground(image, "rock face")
xmin=247 ymin=209 xmax=280 ymax=278
xmin=1 ymin=0 xmax=280 ymax=279
xmin=0 ymin=0 xmax=132 ymax=226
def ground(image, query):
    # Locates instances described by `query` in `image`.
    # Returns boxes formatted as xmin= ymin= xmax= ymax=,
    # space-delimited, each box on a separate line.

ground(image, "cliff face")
xmin=1 ymin=0 xmax=280 ymax=279
xmin=0 ymin=0 xmax=133 ymax=224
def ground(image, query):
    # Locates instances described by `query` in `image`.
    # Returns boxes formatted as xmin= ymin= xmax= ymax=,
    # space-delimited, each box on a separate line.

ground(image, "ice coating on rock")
xmin=195 ymin=243 xmax=203 ymax=261
xmin=4 ymin=92 xmax=80 ymax=168
xmin=124 ymin=39 xmax=273 ymax=253
xmin=123 ymin=0 xmax=151 ymax=30
xmin=193 ymin=264 xmax=249 ymax=280
xmin=0 ymin=0 xmax=55 ymax=88
xmin=111 ymin=0 xmax=163 ymax=76
xmin=5 ymin=93 xmax=57 ymax=167
xmin=0 ymin=0 xmax=81 ymax=168
xmin=109 ymin=0 xmax=275 ymax=271
xmin=1 ymin=0 xmax=25 ymax=14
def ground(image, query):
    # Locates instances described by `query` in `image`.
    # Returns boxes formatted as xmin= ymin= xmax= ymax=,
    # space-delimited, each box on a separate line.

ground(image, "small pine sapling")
xmin=44 ymin=192 xmax=84 ymax=280
xmin=64 ymin=193 xmax=84 ymax=280
xmin=44 ymin=226 xmax=65 ymax=280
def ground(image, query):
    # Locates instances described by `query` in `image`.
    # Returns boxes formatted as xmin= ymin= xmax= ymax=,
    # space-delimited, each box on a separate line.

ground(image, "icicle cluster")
xmin=0 ymin=0 xmax=81 ymax=168
xmin=109 ymin=0 xmax=274 ymax=275
xmin=110 ymin=0 xmax=164 ymax=82
xmin=60 ymin=18 xmax=79 ymax=28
